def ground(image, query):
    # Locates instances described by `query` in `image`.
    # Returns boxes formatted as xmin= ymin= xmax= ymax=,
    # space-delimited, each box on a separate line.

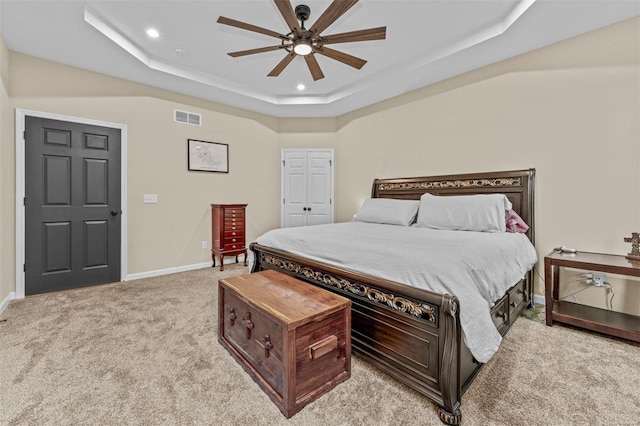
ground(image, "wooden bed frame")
xmin=250 ymin=169 xmax=535 ymax=425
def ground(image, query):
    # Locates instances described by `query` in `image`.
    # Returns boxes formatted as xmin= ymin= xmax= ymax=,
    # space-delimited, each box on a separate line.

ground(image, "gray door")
xmin=25 ymin=116 xmax=121 ymax=295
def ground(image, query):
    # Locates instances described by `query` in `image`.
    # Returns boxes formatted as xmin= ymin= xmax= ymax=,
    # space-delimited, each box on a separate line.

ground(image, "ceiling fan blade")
xmin=309 ymin=0 xmax=359 ymax=36
xmin=228 ymin=45 xmax=286 ymax=57
xmin=314 ymin=46 xmax=367 ymax=70
xmin=217 ymin=16 xmax=288 ymax=40
xmin=304 ymin=54 xmax=325 ymax=81
xmin=274 ymin=0 xmax=302 ymax=37
xmin=268 ymin=51 xmax=296 ymax=77
xmin=320 ymin=26 xmax=386 ymax=45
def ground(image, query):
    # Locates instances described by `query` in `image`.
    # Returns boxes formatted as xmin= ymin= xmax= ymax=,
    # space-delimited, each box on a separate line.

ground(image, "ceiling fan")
xmin=217 ymin=0 xmax=386 ymax=81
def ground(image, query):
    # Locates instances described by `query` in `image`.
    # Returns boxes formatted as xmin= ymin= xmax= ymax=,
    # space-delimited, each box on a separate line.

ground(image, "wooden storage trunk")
xmin=218 ymin=270 xmax=351 ymax=418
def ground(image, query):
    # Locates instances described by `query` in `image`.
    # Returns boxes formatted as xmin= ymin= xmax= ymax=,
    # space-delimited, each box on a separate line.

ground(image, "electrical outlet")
xmin=201 ymin=241 xmax=208 ymax=249
xmin=593 ymin=272 xmax=606 ymax=287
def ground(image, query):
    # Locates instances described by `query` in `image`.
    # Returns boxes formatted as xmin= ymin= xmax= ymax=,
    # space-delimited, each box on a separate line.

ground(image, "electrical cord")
xmin=604 ymin=282 xmax=615 ymax=310
xmin=559 ymin=286 xmax=592 ymax=302
xmin=533 ymin=265 xmax=591 ymax=303
xmin=534 ymin=265 xmax=545 ymax=284
xmin=535 ymin=264 xmax=615 ymax=309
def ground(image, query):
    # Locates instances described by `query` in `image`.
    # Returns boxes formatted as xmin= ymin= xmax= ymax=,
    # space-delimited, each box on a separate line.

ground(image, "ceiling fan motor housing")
xmin=295 ymin=5 xmax=311 ymax=22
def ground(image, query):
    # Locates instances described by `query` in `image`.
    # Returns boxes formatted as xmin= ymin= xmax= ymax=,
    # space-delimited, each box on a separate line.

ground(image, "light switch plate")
xmin=143 ymin=194 xmax=158 ymax=203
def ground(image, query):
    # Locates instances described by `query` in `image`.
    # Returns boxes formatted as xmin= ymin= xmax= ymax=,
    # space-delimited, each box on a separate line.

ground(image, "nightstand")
xmin=544 ymin=250 xmax=640 ymax=342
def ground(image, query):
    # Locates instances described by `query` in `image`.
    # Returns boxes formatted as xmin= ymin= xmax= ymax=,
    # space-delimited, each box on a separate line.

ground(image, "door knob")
xmin=110 ymin=210 xmax=119 ymax=216
xmin=307 ymin=207 xmax=312 ymax=212
xmin=303 ymin=207 xmax=308 ymax=211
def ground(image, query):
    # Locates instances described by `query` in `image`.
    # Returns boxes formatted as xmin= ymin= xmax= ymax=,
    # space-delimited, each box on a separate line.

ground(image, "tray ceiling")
xmin=1 ymin=0 xmax=638 ymax=117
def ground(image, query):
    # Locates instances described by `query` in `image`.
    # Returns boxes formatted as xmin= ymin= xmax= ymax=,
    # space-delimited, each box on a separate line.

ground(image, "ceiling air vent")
xmin=174 ymin=109 xmax=201 ymax=126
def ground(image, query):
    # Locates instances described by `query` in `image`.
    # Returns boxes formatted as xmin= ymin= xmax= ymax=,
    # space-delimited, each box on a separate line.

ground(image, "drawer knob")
xmin=517 ymin=287 xmax=530 ymax=303
xmin=229 ymin=308 xmax=237 ymax=326
xmin=244 ymin=312 xmax=254 ymax=340
xmin=232 ymin=239 xmax=236 ymax=242
xmin=510 ymin=301 xmax=517 ymax=308
xmin=263 ymin=334 xmax=273 ymax=358
xmin=500 ymin=312 xmax=508 ymax=321
xmin=232 ymin=232 xmax=236 ymax=236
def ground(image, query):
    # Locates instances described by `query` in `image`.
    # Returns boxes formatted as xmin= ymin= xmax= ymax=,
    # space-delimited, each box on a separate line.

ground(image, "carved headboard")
xmin=371 ymin=169 xmax=536 ymax=244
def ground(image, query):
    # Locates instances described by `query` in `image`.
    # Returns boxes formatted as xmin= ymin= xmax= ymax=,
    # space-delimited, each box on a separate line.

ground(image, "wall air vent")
xmin=174 ymin=109 xmax=201 ymax=126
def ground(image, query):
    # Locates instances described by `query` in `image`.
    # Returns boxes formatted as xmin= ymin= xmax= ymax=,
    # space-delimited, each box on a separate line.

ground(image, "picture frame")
xmin=187 ymin=139 xmax=229 ymax=173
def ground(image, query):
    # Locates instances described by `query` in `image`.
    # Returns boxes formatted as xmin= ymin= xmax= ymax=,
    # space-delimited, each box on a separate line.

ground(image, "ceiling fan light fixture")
xmin=293 ymin=39 xmax=312 ymax=56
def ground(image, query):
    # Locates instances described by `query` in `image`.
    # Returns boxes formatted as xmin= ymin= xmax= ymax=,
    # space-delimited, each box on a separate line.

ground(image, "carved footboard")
xmin=250 ymin=243 xmax=464 ymax=424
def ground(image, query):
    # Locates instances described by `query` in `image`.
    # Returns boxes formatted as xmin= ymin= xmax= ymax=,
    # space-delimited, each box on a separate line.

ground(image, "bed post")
xmin=526 ymin=168 xmax=536 ymax=308
xmin=438 ymin=294 xmax=462 ymax=425
xmin=371 ymin=178 xmax=381 ymax=198
xmin=250 ymin=244 xmax=262 ymax=273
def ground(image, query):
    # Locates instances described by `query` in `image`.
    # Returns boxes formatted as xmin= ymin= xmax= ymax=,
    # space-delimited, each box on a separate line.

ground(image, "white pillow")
xmin=353 ymin=198 xmax=419 ymax=226
xmin=415 ymin=193 xmax=512 ymax=232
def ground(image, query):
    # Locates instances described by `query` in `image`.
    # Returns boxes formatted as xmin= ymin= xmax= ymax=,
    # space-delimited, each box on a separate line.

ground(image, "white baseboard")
xmin=0 ymin=292 xmax=16 ymax=316
xmin=533 ymin=294 xmax=545 ymax=306
xmin=126 ymin=262 xmax=212 ymax=281
xmin=126 ymin=253 xmax=253 ymax=281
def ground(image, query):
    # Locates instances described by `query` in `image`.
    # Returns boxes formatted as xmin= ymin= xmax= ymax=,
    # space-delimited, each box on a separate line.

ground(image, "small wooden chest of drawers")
xmin=211 ymin=203 xmax=247 ymax=271
xmin=218 ymin=270 xmax=351 ymax=418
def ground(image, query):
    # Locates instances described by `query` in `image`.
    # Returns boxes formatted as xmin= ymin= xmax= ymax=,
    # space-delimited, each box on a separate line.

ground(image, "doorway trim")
xmin=15 ymin=109 xmax=128 ymax=299
xmin=280 ymin=148 xmax=334 ymax=228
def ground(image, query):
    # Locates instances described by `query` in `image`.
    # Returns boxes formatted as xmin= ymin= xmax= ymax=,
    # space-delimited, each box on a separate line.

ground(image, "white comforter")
xmin=256 ymin=222 xmax=538 ymax=363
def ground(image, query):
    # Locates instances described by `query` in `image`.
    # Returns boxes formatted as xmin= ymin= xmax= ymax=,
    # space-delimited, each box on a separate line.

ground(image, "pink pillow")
xmin=505 ymin=209 xmax=529 ymax=233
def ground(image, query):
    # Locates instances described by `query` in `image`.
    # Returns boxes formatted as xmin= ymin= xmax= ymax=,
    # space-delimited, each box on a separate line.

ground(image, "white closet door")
xmin=306 ymin=151 xmax=332 ymax=226
xmin=282 ymin=149 xmax=333 ymax=228
xmin=283 ymin=151 xmax=308 ymax=228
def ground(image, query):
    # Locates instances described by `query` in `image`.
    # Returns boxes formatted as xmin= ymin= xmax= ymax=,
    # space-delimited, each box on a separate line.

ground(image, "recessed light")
xmin=175 ymin=48 xmax=187 ymax=55
xmin=146 ymin=28 xmax=160 ymax=38
xmin=297 ymin=84 xmax=305 ymax=91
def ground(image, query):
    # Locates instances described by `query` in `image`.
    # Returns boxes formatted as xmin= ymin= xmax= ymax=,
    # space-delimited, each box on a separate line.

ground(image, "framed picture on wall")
xmin=188 ymin=139 xmax=229 ymax=173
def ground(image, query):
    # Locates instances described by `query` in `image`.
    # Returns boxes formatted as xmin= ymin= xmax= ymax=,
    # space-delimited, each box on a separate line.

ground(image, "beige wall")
xmin=1 ymin=32 xmax=13 ymax=305
xmin=1 ymin=17 xmax=638 ymax=315
xmin=331 ymin=17 xmax=640 ymax=313
xmin=8 ymin=53 xmax=281 ymax=276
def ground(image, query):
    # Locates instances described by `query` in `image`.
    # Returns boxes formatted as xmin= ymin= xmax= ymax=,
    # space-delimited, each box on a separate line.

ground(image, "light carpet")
xmin=0 ymin=265 xmax=638 ymax=425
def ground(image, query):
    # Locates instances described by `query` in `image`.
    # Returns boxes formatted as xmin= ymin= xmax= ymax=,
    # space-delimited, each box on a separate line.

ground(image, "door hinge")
xmin=329 ymin=159 xmax=332 ymax=166
xmin=330 ymin=198 xmax=332 ymax=205
xmin=23 ymin=130 xmax=27 ymax=140
xmin=23 ymin=264 xmax=26 ymax=272
xmin=283 ymin=198 xmax=285 ymax=204
xmin=23 ymin=197 xmax=26 ymax=206
xmin=282 ymin=160 xmax=285 ymax=166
